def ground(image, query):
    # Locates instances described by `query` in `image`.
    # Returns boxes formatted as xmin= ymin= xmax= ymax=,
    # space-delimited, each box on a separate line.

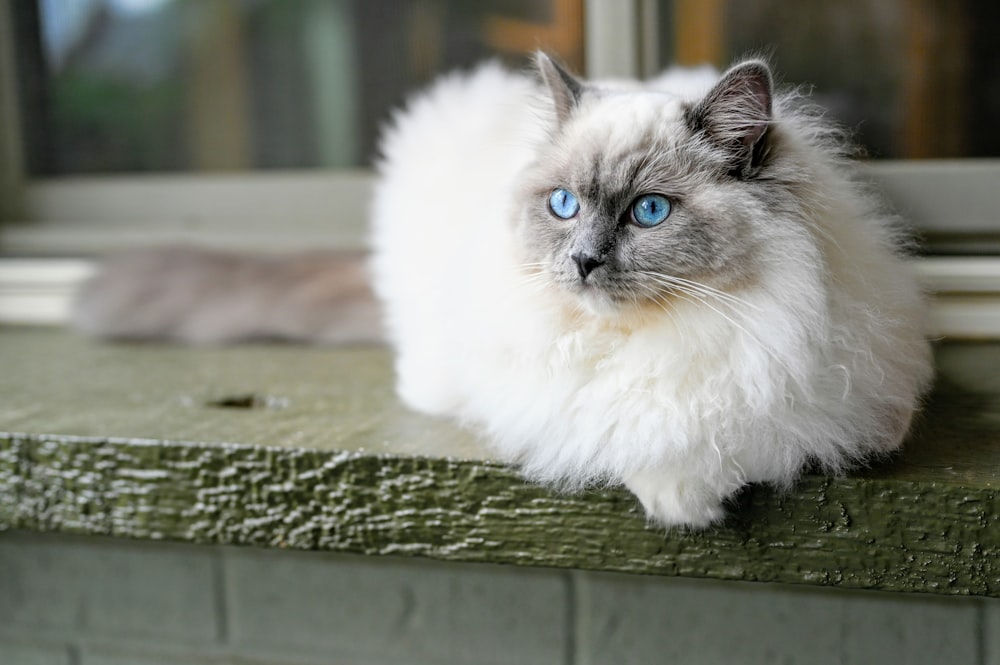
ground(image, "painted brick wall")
xmin=0 ymin=531 xmax=997 ymax=665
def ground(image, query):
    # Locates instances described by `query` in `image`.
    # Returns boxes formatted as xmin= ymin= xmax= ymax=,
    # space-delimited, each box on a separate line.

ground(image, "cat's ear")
xmin=686 ymin=60 xmax=773 ymax=177
xmin=536 ymin=52 xmax=584 ymax=125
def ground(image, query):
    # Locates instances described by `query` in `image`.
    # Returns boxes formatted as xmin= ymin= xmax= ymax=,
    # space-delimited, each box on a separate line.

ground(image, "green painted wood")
xmin=2 ymin=328 xmax=1000 ymax=596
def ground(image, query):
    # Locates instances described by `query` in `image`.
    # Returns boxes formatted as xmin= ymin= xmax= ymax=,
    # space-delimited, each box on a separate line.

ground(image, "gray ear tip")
xmin=536 ymin=52 xmax=584 ymax=125
xmin=729 ymin=59 xmax=774 ymax=87
xmin=534 ymin=51 xmax=558 ymax=72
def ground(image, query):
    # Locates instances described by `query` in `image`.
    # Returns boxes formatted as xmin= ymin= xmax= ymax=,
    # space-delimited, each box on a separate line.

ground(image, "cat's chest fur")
xmin=437 ymin=276 xmax=757 ymax=481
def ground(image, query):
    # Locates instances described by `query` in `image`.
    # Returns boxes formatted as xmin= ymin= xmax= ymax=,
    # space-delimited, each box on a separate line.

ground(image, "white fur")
xmin=369 ymin=61 xmax=932 ymax=528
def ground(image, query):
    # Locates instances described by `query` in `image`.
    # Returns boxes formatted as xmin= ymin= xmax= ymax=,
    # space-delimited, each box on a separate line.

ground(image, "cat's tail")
xmin=72 ymin=246 xmax=383 ymax=344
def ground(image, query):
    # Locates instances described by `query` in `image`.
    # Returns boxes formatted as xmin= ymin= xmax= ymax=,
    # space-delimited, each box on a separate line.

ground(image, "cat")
xmin=74 ymin=53 xmax=934 ymax=528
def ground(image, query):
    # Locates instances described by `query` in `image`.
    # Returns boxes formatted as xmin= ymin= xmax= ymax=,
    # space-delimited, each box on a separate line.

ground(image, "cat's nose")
xmin=571 ymin=252 xmax=605 ymax=280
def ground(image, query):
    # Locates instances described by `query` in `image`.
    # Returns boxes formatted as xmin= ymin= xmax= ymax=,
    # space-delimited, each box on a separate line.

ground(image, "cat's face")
xmin=516 ymin=55 xmax=778 ymax=316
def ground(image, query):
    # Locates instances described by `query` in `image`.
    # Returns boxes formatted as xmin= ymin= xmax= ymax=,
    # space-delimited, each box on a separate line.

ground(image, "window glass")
xmin=656 ymin=0 xmax=1000 ymax=159
xmin=13 ymin=0 xmax=584 ymax=175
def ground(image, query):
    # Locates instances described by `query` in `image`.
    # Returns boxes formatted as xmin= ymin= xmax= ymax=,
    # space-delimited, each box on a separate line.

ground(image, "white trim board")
xmin=914 ymin=257 xmax=1000 ymax=293
xmin=2 ymin=257 xmax=999 ymax=339
xmin=0 ymin=259 xmax=94 ymax=325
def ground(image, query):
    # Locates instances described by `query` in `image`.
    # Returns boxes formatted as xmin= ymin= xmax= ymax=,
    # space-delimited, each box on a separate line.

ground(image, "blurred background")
xmin=1 ymin=0 xmax=999 ymax=328
xmin=9 ymin=0 xmax=999 ymax=176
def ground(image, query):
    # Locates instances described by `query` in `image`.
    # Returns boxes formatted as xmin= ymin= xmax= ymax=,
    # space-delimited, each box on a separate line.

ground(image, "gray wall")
xmin=0 ymin=530 xmax=996 ymax=665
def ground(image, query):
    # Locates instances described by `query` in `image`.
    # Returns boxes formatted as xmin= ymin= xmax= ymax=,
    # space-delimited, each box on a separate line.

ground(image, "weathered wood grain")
xmin=1 ymin=328 xmax=999 ymax=596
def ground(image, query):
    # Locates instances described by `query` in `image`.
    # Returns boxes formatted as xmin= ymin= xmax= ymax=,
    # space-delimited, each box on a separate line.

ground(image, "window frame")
xmin=1 ymin=0 xmax=998 ymax=337
xmin=0 ymin=0 xmax=648 ymax=255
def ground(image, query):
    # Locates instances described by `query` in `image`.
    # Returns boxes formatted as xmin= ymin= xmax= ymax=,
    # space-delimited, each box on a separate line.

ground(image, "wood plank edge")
xmin=1 ymin=432 xmax=997 ymax=598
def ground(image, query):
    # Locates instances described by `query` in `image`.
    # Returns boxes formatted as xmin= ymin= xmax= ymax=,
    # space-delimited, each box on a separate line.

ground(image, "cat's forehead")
xmin=542 ymin=90 xmax=696 ymax=192
xmin=563 ymin=90 xmax=688 ymax=151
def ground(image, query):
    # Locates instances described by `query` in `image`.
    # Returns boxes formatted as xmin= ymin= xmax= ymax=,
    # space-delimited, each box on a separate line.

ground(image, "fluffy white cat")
xmin=369 ymin=53 xmax=932 ymax=527
xmin=75 ymin=54 xmax=933 ymax=527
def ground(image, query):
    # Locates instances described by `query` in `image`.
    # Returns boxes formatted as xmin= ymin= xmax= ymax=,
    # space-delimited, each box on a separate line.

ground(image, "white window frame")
xmin=1 ymin=0 xmax=999 ymax=337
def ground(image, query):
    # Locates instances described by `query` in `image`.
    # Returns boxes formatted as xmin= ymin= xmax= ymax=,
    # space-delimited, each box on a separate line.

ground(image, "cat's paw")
xmin=624 ymin=470 xmax=728 ymax=529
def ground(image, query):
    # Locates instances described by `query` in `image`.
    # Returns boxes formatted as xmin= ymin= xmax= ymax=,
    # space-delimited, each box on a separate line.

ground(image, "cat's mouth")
xmin=563 ymin=270 xmax=693 ymax=319
xmin=563 ymin=274 xmax=640 ymax=315
xmin=572 ymin=287 xmax=623 ymax=317
xmin=542 ymin=262 xmax=672 ymax=316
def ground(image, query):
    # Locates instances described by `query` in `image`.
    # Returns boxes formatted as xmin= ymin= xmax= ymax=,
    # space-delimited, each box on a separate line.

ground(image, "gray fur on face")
xmin=516 ymin=57 xmax=813 ymax=314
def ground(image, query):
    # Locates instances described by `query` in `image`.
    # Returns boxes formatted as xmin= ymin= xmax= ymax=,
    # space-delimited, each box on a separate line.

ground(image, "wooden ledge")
xmin=1 ymin=328 xmax=999 ymax=597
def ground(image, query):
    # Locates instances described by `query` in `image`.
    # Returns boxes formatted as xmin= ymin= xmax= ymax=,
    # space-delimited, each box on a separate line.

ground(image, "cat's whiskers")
xmin=514 ymin=276 xmax=554 ymax=297
xmin=637 ymin=270 xmax=762 ymax=313
xmin=514 ymin=268 xmax=553 ymax=290
xmin=513 ymin=261 xmax=548 ymax=275
xmin=639 ymin=278 xmax=759 ymax=333
xmin=647 ymin=284 xmax=799 ymax=379
xmin=627 ymin=270 xmax=800 ymax=379
xmin=629 ymin=282 xmax=689 ymax=345
xmin=514 ymin=266 xmax=570 ymax=302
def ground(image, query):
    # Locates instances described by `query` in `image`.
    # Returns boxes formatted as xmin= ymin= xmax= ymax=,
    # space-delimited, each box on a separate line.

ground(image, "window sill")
xmin=1 ymin=327 xmax=999 ymax=597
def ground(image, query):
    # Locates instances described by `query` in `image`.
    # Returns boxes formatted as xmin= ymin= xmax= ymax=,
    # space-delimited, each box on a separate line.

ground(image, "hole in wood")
xmin=205 ymin=393 xmax=288 ymax=410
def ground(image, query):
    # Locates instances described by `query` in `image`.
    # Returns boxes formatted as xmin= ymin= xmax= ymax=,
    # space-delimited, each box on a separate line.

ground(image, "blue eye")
xmin=548 ymin=188 xmax=580 ymax=219
xmin=631 ymin=194 xmax=672 ymax=227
